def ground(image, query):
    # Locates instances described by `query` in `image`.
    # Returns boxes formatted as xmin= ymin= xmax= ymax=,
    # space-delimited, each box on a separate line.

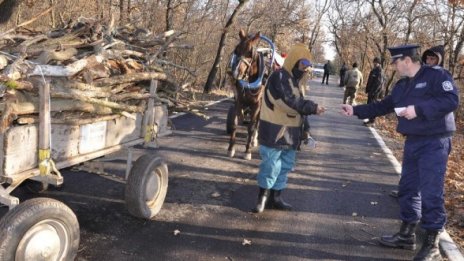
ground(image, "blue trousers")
xmin=257 ymin=145 xmax=296 ymax=190
xmin=398 ymin=136 xmax=451 ymax=231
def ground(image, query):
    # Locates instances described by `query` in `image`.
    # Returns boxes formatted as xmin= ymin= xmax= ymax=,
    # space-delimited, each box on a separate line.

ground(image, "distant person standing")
xmin=322 ymin=60 xmax=330 ymax=85
xmin=342 ymin=62 xmax=363 ymax=105
xmin=339 ymin=62 xmax=347 ymax=87
xmin=364 ymin=57 xmax=384 ymax=126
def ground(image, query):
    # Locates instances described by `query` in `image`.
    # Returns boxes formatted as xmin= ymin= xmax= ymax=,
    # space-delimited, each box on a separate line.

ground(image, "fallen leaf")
xmin=211 ymin=192 xmax=221 ymax=198
xmin=242 ymin=239 xmax=252 ymax=246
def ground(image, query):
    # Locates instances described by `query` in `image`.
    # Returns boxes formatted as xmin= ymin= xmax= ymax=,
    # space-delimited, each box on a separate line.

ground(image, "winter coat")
xmin=365 ymin=66 xmax=384 ymax=96
xmin=344 ymin=68 xmax=363 ymax=88
xmin=259 ymin=43 xmax=319 ymax=150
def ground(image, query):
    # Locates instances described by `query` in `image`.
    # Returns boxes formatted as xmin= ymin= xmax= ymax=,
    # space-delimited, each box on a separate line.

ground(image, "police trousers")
xmin=257 ymin=145 xmax=296 ymax=190
xmin=398 ymin=136 xmax=452 ymax=230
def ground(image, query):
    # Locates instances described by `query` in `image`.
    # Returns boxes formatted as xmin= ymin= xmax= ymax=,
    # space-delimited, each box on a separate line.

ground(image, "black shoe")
xmin=252 ymin=188 xmax=270 ymax=213
xmin=379 ymin=222 xmax=417 ymax=250
xmin=389 ymin=190 xmax=399 ymax=198
xmin=269 ymin=189 xmax=292 ymax=211
xmin=413 ymin=230 xmax=442 ymax=261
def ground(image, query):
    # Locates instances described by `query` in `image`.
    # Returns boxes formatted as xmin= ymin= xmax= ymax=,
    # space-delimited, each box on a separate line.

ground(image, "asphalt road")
xmin=4 ymin=78 xmax=428 ymax=260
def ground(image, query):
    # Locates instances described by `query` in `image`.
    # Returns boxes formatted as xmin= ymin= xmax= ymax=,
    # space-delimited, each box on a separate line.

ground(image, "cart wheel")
xmin=125 ymin=154 xmax=168 ymax=219
xmin=0 ymin=198 xmax=80 ymax=261
xmin=226 ymin=105 xmax=237 ymax=134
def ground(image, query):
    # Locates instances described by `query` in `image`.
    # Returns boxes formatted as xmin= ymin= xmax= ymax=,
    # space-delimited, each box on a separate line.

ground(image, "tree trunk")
xmin=119 ymin=0 xmax=126 ymax=25
xmin=203 ymin=0 xmax=249 ymax=94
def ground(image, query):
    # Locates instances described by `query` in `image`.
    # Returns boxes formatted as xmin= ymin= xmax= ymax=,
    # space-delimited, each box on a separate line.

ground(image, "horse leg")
xmin=244 ymin=105 xmax=259 ymax=160
xmin=228 ymin=104 xmax=240 ymax=158
xmin=251 ymin=111 xmax=260 ymax=147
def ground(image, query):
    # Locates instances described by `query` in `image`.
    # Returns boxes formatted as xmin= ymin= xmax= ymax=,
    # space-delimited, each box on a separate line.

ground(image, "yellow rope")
xmin=38 ymin=149 xmax=62 ymax=177
xmin=144 ymin=125 xmax=154 ymax=142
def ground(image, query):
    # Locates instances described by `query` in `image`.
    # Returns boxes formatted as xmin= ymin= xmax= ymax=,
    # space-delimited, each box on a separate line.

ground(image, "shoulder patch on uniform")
xmin=442 ymin=81 xmax=453 ymax=91
xmin=415 ymin=82 xmax=427 ymax=89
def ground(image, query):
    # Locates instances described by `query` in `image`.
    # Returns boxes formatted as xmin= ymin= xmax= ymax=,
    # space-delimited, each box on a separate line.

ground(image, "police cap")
xmin=388 ymin=44 xmax=420 ymax=64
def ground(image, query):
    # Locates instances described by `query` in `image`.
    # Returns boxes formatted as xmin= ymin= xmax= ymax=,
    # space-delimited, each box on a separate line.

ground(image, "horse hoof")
xmin=244 ymin=153 xmax=252 ymax=160
xmin=228 ymin=150 xmax=235 ymax=158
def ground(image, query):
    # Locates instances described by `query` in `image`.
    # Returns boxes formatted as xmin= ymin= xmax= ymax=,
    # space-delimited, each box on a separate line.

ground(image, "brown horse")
xmin=227 ymin=29 xmax=266 ymax=160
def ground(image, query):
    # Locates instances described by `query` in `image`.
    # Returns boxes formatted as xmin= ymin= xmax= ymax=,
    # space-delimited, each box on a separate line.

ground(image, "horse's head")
xmin=231 ymin=29 xmax=261 ymax=81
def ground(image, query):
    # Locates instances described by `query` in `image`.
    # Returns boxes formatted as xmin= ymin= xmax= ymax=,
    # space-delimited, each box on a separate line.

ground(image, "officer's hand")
xmin=316 ymin=106 xmax=326 ymax=115
xmin=398 ymin=105 xmax=417 ymax=120
xmin=341 ymin=104 xmax=353 ymax=116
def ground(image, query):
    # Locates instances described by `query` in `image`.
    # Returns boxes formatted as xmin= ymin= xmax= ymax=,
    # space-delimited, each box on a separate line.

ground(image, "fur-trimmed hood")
xmin=422 ymin=45 xmax=444 ymax=67
xmin=282 ymin=43 xmax=313 ymax=76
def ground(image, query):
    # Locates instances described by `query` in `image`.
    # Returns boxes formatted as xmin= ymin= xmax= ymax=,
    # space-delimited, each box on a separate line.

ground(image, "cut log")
xmin=29 ymin=55 xmax=105 ymax=77
xmin=51 ymin=92 xmax=145 ymax=112
xmin=0 ymin=75 xmax=34 ymax=91
xmin=35 ymin=48 xmax=78 ymax=64
xmin=93 ymin=72 xmax=167 ymax=86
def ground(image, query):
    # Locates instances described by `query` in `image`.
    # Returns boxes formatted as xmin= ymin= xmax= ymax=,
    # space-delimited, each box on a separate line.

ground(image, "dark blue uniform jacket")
xmin=354 ymin=66 xmax=459 ymax=137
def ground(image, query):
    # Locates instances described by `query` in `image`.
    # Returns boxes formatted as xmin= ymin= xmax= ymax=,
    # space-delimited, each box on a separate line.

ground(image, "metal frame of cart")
xmin=0 ymin=79 xmax=169 ymax=260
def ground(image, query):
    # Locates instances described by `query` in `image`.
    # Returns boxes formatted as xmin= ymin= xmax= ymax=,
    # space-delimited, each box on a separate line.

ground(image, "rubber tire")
xmin=0 ymin=197 xmax=80 ymax=261
xmin=226 ymin=105 xmax=236 ymax=135
xmin=125 ymin=154 xmax=168 ymax=219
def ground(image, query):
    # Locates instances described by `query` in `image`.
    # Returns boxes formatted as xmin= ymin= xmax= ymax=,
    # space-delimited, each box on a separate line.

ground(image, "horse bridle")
xmin=235 ymin=45 xmax=258 ymax=81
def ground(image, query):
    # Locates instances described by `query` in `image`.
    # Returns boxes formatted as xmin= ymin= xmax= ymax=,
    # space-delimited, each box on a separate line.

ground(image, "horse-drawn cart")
xmin=0 ymin=79 xmax=169 ymax=260
xmin=225 ymin=34 xmax=278 ymax=160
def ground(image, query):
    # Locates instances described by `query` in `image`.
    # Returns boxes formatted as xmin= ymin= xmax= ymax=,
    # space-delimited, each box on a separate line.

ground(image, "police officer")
xmin=341 ymin=44 xmax=459 ymax=261
xmin=390 ymin=44 xmax=447 ymax=198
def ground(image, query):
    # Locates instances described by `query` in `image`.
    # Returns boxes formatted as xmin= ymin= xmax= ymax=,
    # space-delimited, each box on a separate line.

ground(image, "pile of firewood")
xmin=0 ymin=14 xmax=191 ymax=132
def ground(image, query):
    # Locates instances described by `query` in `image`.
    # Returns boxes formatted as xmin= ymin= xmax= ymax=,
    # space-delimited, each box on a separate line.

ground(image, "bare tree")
xmin=203 ymin=0 xmax=249 ymax=94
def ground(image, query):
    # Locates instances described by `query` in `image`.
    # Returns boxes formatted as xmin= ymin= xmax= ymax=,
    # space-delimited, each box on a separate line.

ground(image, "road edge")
xmin=367 ymin=126 xmax=464 ymax=261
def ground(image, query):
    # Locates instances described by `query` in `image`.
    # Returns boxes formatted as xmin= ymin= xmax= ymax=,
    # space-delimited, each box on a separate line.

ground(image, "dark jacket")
xmin=323 ymin=63 xmax=330 ymax=73
xmin=365 ymin=66 xmax=384 ymax=96
xmin=353 ymin=66 xmax=458 ymax=137
xmin=340 ymin=64 xmax=347 ymax=76
xmin=259 ymin=44 xmax=319 ymax=150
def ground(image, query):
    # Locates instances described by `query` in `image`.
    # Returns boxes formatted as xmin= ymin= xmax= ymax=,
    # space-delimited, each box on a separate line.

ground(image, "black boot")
xmin=252 ymin=188 xmax=270 ymax=213
xmin=270 ymin=189 xmax=292 ymax=211
xmin=379 ymin=222 xmax=417 ymax=250
xmin=413 ymin=230 xmax=442 ymax=261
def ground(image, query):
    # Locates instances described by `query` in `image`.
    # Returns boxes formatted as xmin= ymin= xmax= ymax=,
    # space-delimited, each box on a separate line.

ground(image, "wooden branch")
xmin=0 ymin=75 xmax=34 ymax=91
xmin=0 ymin=7 xmax=54 ymax=38
xmin=0 ymin=97 xmax=114 ymax=132
xmin=50 ymin=85 xmax=111 ymax=99
xmin=29 ymin=55 xmax=104 ymax=77
xmin=110 ymin=92 xmax=151 ymax=101
xmin=50 ymin=78 xmax=113 ymax=93
xmin=93 ymin=72 xmax=167 ymax=86
xmin=51 ymin=92 xmax=145 ymax=112
xmin=156 ymin=59 xmax=196 ymax=76
xmin=35 ymin=48 xmax=78 ymax=64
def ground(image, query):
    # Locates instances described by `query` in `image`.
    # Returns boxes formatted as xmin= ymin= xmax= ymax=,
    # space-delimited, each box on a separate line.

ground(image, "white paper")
xmin=394 ymin=107 xmax=406 ymax=116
